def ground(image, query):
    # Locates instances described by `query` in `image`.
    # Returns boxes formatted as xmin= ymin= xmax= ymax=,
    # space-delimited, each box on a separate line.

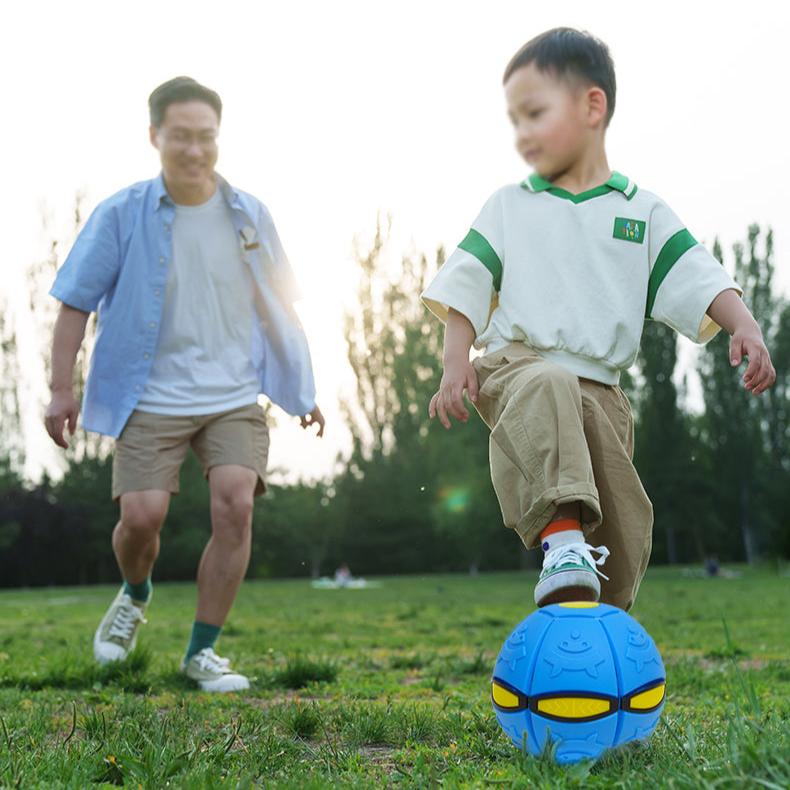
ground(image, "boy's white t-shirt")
xmin=136 ymin=188 xmax=261 ymax=415
xmin=421 ymin=172 xmax=741 ymax=385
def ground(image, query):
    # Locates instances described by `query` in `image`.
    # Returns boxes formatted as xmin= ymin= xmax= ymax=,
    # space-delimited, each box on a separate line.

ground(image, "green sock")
xmin=185 ymin=621 xmax=222 ymax=661
xmin=123 ymin=577 xmax=152 ymax=604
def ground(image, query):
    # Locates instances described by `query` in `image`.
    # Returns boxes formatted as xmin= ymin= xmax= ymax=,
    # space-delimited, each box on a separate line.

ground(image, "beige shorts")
xmin=112 ymin=402 xmax=269 ymax=501
xmin=472 ymin=342 xmax=654 ymax=611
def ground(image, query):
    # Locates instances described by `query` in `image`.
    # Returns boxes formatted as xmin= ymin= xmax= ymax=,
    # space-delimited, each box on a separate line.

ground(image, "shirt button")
xmin=154 ymin=289 xmax=161 ymax=296
xmin=149 ymin=322 xmax=156 ymax=328
xmin=143 ymin=353 xmax=150 ymax=359
xmin=159 ymin=256 xmax=166 ymax=264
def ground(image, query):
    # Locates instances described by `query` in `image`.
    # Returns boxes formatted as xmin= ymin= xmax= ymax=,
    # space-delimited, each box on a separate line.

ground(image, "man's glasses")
xmin=160 ymin=130 xmax=218 ymax=150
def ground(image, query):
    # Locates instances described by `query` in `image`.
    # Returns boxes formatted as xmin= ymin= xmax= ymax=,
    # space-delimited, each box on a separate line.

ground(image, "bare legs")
xmin=195 ymin=465 xmax=257 ymax=626
xmin=113 ymin=464 xmax=257 ymax=626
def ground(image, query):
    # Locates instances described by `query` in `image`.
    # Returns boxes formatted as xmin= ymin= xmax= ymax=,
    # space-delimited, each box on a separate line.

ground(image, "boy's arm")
xmin=706 ymin=289 xmax=776 ymax=395
xmin=428 ymin=308 xmax=478 ymax=429
xmin=44 ymin=303 xmax=90 ymax=448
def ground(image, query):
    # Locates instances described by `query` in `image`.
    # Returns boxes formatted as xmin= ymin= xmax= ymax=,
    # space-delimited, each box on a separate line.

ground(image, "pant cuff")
xmin=515 ymin=483 xmax=602 ymax=549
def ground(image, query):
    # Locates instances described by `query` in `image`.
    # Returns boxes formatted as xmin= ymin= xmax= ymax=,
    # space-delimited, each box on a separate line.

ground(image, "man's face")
xmin=504 ymin=63 xmax=593 ymax=179
xmin=150 ymin=100 xmax=219 ymax=192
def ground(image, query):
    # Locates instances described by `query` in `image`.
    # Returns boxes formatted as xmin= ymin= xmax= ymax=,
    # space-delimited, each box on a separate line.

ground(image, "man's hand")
xmin=44 ymin=389 xmax=80 ymax=449
xmin=300 ymin=405 xmax=325 ymax=437
xmin=428 ymin=357 xmax=479 ymax=430
xmin=730 ymin=325 xmax=776 ymax=396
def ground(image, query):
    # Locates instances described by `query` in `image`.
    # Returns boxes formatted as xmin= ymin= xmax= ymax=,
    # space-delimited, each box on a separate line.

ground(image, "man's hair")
xmin=503 ymin=28 xmax=616 ymax=125
xmin=148 ymin=76 xmax=223 ymax=127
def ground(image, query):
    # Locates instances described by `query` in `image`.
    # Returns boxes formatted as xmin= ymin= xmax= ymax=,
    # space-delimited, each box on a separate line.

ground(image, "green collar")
xmin=521 ymin=170 xmax=638 ymax=203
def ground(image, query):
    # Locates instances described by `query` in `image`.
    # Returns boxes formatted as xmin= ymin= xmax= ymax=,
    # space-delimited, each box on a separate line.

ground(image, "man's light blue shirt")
xmin=49 ymin=173 xmax=316 ymax=438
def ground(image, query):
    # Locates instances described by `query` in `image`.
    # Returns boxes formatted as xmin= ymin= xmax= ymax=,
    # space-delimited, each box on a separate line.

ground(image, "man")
xmin=44 ymin=76 xmax=324 ymax=692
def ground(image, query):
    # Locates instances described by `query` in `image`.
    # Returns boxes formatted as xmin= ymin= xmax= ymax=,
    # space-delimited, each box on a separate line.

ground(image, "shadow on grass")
xmin=268 ymin=656 xmax=339 ymax=690
xmin=0 ymin=647 xmax=153 ymax=692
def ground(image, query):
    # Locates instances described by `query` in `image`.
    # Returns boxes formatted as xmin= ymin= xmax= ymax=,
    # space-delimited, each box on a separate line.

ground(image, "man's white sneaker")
xmin=93 ymin=587 xmax=149 ymax=664
xmin=181 ymin=647 xmax=250 ymax=692
xmin=534 ymin=541 xmax=610 ymax=607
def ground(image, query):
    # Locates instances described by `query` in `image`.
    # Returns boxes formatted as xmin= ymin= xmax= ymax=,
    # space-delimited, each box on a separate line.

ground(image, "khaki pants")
xmin=472 ymin=343 xmax=653 ymax=611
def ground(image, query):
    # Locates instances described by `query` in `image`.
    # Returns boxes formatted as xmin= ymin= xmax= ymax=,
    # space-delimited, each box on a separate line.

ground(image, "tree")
xmin=335 ymin=220 xmax=516 ymax=574
xmin=697 ymin=227 xmax=780 ymax=563
xmin=634 ymin=321 xmax=699 ymax=563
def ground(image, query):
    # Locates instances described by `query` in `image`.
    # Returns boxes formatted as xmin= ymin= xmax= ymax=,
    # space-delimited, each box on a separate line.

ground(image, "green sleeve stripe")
xmin=458 ymin=228 xmax=502 ymax=291
xmin=645 ymin=228 xmax=697 ymax=318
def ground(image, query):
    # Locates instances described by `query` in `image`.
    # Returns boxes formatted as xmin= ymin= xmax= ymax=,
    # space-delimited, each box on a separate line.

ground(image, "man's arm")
xmin=706 ymin=289 xmax=776 ymax=395
xmin=44 ymin=304 xmax=90 ymax=448
xmin=428 ymin=308 xmax=478 ymax=429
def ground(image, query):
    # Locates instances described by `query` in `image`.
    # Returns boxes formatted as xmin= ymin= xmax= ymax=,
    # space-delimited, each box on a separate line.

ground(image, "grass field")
xmin=0 ymin=566 xmax=788 ymax=788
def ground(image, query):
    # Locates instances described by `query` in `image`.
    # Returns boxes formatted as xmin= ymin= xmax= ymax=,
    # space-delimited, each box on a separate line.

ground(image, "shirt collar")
xmin=153 ymin=171 xmax=244 ymax=212
xmin=522 ymin=170 xmax=638 ymax=200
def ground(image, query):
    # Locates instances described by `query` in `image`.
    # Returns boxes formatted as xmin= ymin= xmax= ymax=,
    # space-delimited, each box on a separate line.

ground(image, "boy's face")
xmin=504 ymin=63 xmax=601 ymax=179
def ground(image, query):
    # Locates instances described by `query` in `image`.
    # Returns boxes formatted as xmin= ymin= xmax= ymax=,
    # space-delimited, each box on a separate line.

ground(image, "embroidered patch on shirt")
xmin=613 ymin=217 xmax=646 ymax=244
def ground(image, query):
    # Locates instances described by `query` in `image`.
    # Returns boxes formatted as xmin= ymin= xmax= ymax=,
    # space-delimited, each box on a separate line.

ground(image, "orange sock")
xmin=540 ymin=519 xmax=581 ymax=540
xmin=540 ymin=519 xmax=583 ymax=553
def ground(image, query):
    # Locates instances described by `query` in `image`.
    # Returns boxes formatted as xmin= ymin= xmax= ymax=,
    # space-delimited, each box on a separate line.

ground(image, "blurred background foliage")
xmin=1 ymin=208 xmax=788 ymax=587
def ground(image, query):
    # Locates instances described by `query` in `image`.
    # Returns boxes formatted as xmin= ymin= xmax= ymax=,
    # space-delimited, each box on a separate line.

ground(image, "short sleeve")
xmin=49 ymin=199 xmax=121 ymax=313
xmin=258 ymin=203 xmax=302 ymax=304
xmin=646 ymin=198 xmax=741 ymax=344
xmin=421 ymin=190 xmax=503 ymax=336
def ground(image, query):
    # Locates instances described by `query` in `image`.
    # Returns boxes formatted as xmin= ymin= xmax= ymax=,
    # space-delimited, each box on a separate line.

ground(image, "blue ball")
xmin=491 ymin=602 xmax=665 ymax=764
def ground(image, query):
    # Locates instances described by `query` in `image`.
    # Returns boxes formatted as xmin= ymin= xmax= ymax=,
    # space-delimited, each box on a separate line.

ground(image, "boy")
xmin=422 ymin=28 xmax=775 ymax=611
xmin=44 ymin=77 xmax=325 ymax=690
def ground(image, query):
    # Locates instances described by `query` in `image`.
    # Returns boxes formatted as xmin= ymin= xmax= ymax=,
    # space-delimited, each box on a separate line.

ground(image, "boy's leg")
xmin=579 ymin=381 xmax=654 ymax=611
xmin=473 ymin=344 xmax=603 ymax=547
xmin=473 ymin=344 xmax=609 ymax=605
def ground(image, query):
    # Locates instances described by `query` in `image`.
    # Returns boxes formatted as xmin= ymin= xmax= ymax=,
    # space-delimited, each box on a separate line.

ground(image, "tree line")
xmin=0 ymin=213 xmax=787 ymax=587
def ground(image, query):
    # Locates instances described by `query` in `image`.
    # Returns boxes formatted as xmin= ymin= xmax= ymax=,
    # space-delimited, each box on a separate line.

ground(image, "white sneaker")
xmin=181 ymin=647 xmax=250 ymax=692
xmin=534 ymin=541 xmax=610 ymax=607
xmin=93 ymin=587 xmax=149 ymax=664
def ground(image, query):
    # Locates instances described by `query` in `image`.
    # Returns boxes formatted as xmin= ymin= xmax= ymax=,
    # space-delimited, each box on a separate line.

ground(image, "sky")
xmin=2 ymin=0 xmax=788 ymax=485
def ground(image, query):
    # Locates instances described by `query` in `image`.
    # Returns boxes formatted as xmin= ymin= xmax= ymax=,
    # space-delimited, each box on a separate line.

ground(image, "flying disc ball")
xmin=491 ymin=602 xmax=666 ymax=764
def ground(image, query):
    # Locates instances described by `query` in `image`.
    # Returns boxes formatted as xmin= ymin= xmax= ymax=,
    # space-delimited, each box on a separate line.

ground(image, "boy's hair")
xmin=503 ymin=28 xmax=616 ymax=126
xmin=148 ymin=76 xmax=223 ymax=127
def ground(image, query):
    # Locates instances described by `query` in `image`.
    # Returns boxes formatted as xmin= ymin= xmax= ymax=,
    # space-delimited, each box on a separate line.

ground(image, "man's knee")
xmin=119 ymin=491 xmax=169 ymax=536
xmin=211 ymin=486 xmax=255 ymax=539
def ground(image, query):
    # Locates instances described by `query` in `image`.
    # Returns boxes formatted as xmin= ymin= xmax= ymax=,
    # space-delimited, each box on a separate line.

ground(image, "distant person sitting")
xmin=334 ymin=564 xmax=352 ymax=588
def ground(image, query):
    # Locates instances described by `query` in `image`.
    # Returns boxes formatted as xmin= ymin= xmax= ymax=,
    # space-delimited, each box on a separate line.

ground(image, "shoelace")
xmin=544 ymin=541 xmax=610 ymax=581
xmin=108 ymin=602 xmax=146 ymax=640
xmin=195 ymin=648 xmax=231 ymax=673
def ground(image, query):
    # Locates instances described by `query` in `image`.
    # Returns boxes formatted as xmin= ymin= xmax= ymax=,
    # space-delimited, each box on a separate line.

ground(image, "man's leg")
xmin=95 ymin=490 xmax=170 ymax=664
xmin=113 ymin=490 xmax=170 ymax=591
xmin=197 ymin=464 xmax=257 ymax=626
xmin=181 ymin=404 xmax=267 ymax=690
xmin=99 ymin=408 xmax=191 ymax=664
xmin=180 ymin=464 xmax=257 ymax=692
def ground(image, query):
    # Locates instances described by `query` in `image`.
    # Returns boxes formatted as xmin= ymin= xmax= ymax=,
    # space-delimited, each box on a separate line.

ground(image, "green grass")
xmin=0 ymin=565 xmax=788 ymax=788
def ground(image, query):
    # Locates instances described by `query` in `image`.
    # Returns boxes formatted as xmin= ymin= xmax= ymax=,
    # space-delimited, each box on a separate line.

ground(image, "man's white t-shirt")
xmin=137 ymin=188 xmax=260 ymax=415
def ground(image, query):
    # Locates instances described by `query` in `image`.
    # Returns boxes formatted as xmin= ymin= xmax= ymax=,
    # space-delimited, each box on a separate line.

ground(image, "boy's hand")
xmin=428 ymin=358 xmax=479 ymax=429
xmin=730 ymin=325 xmax=776 ymax=395
xmin=300 ymin=405 xmax=325 ymax=437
